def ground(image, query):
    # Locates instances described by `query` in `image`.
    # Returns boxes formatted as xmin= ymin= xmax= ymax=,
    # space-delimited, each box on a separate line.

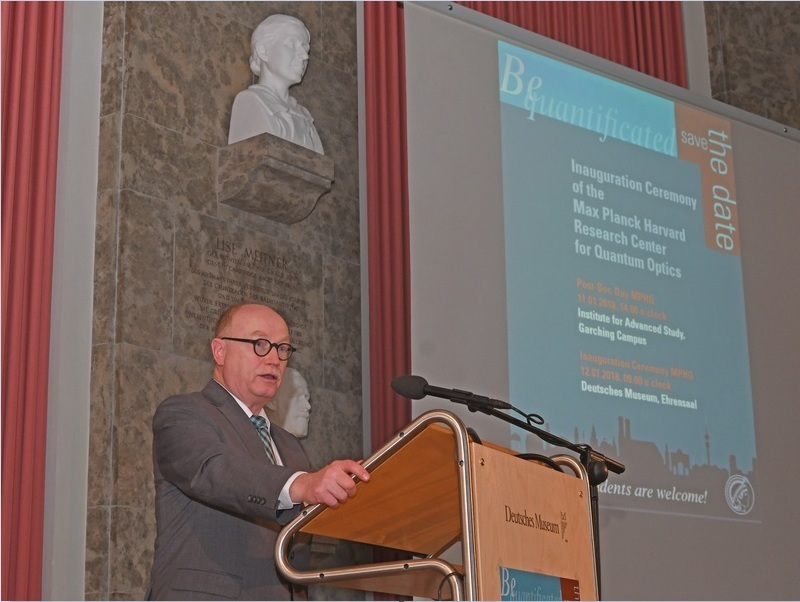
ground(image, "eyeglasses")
xmin=221 ymin=337 xmax=297 ymax=361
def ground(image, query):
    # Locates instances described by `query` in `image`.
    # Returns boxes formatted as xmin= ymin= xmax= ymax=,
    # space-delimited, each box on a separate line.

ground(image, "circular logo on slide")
xmin=725 ymin=474 xmax=755 ymax=515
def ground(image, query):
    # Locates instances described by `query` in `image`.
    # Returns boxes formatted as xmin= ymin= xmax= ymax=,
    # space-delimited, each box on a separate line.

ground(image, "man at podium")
xmin=147 ymin=303 xmax=369 ymax=600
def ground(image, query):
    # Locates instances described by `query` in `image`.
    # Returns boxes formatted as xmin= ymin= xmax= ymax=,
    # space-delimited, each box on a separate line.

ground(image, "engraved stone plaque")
xmin=173 ymin=210 xmax=323 ymax=376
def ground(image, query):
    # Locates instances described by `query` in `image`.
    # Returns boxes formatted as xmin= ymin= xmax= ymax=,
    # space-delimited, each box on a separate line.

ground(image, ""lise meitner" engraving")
xmin=504 ymin=505 xmax=561 ymax=534
xmin=215 ymin=238 xmax=290 ymax=269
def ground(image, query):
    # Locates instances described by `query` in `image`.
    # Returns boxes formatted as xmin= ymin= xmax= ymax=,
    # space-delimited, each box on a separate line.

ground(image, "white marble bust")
xmin=265 ymin=367 xmax=312 ymax=438
xmin=228 ymin=14 xmax=324 ymax=154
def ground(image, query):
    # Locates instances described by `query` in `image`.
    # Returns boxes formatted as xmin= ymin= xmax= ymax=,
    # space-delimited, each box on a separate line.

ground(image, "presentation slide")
xmin=498 ymin=41 xmax=757 ymax=521
xmin=404 ymin=3 xmax=800 ymax=598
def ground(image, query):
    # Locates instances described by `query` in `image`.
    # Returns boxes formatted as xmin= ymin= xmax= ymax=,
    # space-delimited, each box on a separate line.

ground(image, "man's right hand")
xmin=289 ymin=459 xmax=369 ymax=507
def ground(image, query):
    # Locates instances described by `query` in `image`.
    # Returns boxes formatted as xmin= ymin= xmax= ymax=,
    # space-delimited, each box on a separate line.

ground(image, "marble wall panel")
xmin=97 ymin=114 xmax=120 ymax=193
xmin=173 ymin=208 xmax=325 ymax=371
xmin=215 ymin=201 xmax=289 ymax=240
xmin=107 ymin=345 xmax=211 ymax=598
xmin=319 ymin=2 xmax=358 ymax=80
xmin=703 ymin=5 xmax=726 ymax=102
xmin=293 ymin=164 xmax=359 ymax=266
xmin=87 ymin=343 xmax=114 ymax=508
xmin=119 ymin=115 xmax=217 ymax=214
xmin=303 ymin=387 xmax=363 ymax=470
xmin=720 ymin=43 xmax=800 ymax=126
xmin=109 ymin=505 xmax=156 ymax=599
xmin=281 ymin=195 xmax=340 ymax=266
xmin=84 ymin=506 xmax=109 ymax=599
xmin=757 ymin=94 xmax=800 ymax=133
xmin=322 ymin=255 xmax=361 ymax=395
xmin=124 ymin=2 xmax=250 ymax=147
xmin=100 ymin=2 xmax=124 ymax=118
xmin=705 ymin=2 xmax=800 ymax=130
xmin=90 ymin=3 xmax=363 ymax=600
xmin=715 ymin=2 xmax=800 ymax=56
xmin=92 ymin=189 xmax=118 ymax=347
xmin=116 ymin=190 xmax=175 ymax=351
xmin=113 ymin=344 xmax=212 ymax=508
xmin=287 ymin=57 xmax=360 ymax=264
xmin=295 ymin=32 xmax=359 ymax=165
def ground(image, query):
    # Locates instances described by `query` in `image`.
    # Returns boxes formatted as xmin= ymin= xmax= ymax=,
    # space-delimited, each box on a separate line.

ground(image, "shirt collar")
xmin=213 ymin=379 xmax=271 ymax=425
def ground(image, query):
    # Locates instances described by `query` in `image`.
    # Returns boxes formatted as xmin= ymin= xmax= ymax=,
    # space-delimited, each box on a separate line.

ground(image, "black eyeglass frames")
xmin=220 ymin=337 xmax=297 ymax=361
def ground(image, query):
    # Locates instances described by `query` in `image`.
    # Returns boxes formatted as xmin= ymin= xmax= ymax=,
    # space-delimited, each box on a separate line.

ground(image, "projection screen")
xmin=404 ymin=3 xmax=800 ymax=599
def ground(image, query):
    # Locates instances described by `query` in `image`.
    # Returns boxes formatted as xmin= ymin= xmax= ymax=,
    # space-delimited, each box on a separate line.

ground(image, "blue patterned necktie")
xmin=250 ymin=415 xmax=276 ymax=464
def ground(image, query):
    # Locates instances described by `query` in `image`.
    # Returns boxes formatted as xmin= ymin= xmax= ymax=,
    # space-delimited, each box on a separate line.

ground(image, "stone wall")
xmin=705 ymin=1 xmax=800 ymax=129
xmin=85 ymin=2 xmax=363 ymax=599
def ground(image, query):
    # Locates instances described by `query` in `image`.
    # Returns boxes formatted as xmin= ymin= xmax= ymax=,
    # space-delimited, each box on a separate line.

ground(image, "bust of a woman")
xmin=228 ymin=14 xmax=324 ymax=154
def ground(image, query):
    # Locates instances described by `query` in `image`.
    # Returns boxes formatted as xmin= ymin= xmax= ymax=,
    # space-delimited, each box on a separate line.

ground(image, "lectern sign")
xmin=470 ymin=444 xmax=597 ymax=599
xmin=503 ymin=505 xmax=564 ymax=538
xmin=500 ymin=567 xmax=580 ymax=601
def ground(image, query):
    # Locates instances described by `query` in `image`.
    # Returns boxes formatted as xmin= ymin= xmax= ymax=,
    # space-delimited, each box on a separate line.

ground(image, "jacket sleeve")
xmin=152 ymin=393 xmax=309 ymax=521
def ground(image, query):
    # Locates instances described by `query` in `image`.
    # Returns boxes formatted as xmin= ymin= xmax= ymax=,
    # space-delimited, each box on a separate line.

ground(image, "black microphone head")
xmin=391 ymin=375 xmax=428 ymax=399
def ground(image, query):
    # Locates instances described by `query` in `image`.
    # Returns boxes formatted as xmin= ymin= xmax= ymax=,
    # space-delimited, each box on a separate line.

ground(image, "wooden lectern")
xmin=275 ymin=410 xmax=598 ymax=600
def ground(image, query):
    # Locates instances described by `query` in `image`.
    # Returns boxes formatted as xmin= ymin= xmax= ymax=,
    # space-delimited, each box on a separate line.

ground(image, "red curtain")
xmin=364 ymin=2 xmax=412 ymax=454
xmin=1 ymin=3 xmax=64 ymax=600
xmin=461 ymin=2 xmax=686 ymax=85
xmin=364 ymin=2 xmax=686 ymax=448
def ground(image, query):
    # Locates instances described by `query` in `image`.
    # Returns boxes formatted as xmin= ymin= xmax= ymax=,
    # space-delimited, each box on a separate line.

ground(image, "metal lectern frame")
xmin=275 ymin=409 xmax=598 ymax=600
xmin=275 ymin=410 xmax=476 ymax=600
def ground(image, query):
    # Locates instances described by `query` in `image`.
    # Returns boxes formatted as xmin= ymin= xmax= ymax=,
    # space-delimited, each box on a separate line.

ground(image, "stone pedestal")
xmin=219 ymin=133 xmax=334 ymax=224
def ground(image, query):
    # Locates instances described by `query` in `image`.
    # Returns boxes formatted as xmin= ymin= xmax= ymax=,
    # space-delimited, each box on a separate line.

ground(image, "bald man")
xmin=148 ymin=303 xmax=368 ymax=600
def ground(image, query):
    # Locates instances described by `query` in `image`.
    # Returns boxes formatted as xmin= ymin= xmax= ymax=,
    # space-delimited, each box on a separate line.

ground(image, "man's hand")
xmin=289 ymin=460 xmax=369 ymax=507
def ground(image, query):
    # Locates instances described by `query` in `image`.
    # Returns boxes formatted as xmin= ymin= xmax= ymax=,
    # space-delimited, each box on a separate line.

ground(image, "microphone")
xmin=391 ymin=375 xmax=513 ymax=410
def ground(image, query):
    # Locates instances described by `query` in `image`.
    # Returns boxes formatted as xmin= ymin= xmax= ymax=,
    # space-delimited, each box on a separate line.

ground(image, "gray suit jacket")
xmin=148 ymin=380 xmax=311 ymax=600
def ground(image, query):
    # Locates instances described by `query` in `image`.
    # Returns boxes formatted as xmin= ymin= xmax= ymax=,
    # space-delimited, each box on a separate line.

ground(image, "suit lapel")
xmin=202 ymin=380 xmax=269 ymax=461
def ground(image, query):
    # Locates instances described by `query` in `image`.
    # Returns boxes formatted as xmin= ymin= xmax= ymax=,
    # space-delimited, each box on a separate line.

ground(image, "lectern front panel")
xmin=469 ymin=443 xmax=597 ymax=600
